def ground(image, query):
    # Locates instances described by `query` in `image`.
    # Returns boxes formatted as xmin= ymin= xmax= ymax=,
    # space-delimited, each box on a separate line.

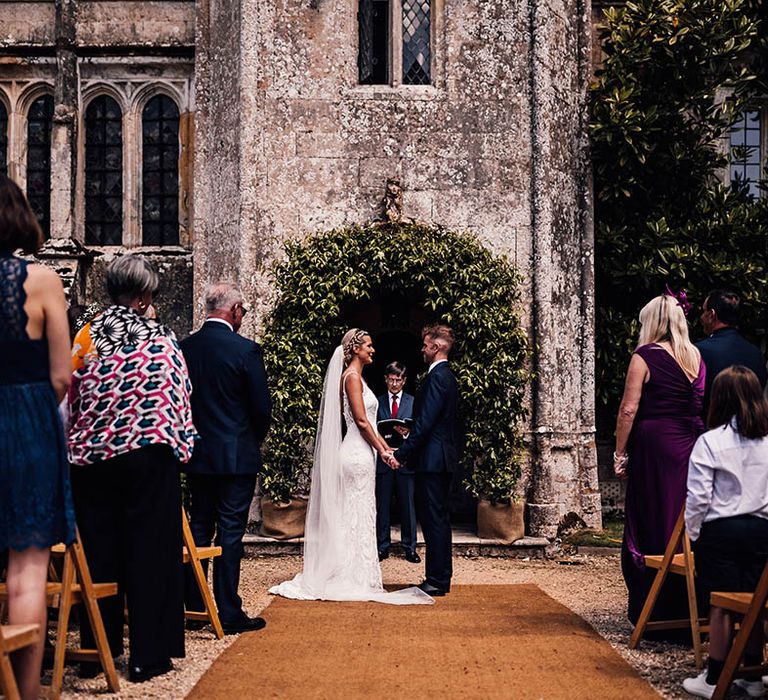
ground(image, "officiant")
xmin=376 ymin=361 xmax=420 ymax=563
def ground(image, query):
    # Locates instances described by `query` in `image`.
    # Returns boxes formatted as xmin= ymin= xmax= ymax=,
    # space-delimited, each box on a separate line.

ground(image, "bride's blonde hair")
xmin=341 ymin=328 xmax=369 ymax=365
xmin=637 ymin=295 xmax=700 ymax=378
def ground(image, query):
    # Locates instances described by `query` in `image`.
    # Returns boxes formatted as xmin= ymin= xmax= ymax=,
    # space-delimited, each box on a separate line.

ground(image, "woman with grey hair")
xmin=67 ymin=253 xmax=196 ymax=683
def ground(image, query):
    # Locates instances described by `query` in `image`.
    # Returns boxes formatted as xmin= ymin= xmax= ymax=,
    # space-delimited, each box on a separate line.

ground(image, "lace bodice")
xmin=342 ymin=372 xmax=379 ymax=439
xmin=0 ymin=254 xmax=49 ymax=385
xmin=0 ymin=255 xmax=28 ymax=341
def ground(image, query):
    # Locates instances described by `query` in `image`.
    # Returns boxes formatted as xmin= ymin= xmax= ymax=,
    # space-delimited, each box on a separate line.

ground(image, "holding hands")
xmin=381 ymin=450 xmax=401 ymax=470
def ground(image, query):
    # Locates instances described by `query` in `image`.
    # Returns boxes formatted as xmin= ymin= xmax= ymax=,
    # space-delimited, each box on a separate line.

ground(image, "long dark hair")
xmin=707 ymin=365 xmax=768 ymax=439
xmin=0 ymin=175 xmax=43 ymax=254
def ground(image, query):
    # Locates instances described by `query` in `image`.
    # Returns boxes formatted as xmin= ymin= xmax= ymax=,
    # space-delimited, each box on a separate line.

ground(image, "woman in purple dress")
xmin=614 ymin=293 xmax=705 ymax=629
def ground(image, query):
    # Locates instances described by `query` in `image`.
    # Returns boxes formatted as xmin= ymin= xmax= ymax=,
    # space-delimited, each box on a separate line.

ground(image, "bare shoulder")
xmin=26 ymin=263 xmax=64 ymax=291
xmin=342 ymin=369 xmax=362 ymax=392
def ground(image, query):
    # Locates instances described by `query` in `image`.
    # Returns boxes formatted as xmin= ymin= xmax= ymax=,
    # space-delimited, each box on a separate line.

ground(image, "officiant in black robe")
xmin=376 ymin=361 xmax=420 ymax=563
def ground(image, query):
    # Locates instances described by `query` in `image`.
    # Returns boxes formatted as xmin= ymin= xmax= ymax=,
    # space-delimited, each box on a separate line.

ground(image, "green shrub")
xmin=260 ymin=222 xmax=530 ymax=503
xmin=591 ymin=0 xmax=768 ymax=424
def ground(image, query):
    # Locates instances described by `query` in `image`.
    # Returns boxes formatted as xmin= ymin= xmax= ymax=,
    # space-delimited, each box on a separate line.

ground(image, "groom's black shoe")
xmin=404 ymin=550 xmax=421 ymax=563
xmin=378 ymin=549 xmax=390 ymax=561
xmin=222 ymin=616 xmax=267 ymax=635
xmin=417 ymin=581 xmax=447 ymax=596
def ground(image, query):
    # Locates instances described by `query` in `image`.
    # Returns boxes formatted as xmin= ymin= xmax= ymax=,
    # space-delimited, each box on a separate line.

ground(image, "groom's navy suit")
xmin=181 ymin=320 xmax=272 ymax=625
xmin=394 ymin=361 xmax=459 ymax=591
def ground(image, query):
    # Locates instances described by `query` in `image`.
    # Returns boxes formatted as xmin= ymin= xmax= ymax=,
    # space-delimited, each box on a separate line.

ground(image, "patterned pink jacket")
xmin=67 ymin=304 xmax=197 ymax=466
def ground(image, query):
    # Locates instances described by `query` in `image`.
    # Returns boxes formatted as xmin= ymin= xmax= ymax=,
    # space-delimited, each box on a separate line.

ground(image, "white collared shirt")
xmin=206 ymin=317 xmax=234 ymax=332
xmin=428 ymin=359 xmax=447 ymax=374
xmin=686 ymin=420 xmax=768 ymax=540
xmin=389 ymin=390 xmax=403 ymax=413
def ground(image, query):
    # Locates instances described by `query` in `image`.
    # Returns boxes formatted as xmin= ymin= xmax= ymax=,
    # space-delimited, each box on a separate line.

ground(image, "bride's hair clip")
xmin=663 ymin=284 xmax=691 ymax=316
xmin=342 ymin=328 xmax=369 ymax=364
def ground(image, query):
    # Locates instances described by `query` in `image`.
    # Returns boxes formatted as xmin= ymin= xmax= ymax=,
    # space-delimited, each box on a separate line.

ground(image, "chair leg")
xmin=629 ymin=508 xmax=687 ymax=650
xmin=712 ymin=568 xmax=768 ymax=700
xmin=71 ymin=541 xmax=120 ymax=693
xmin=0 ymin=643 xmax=21 ymax=700
xmin=182 ymin=509 xmax=224 ymax=640
xmin=50 ymin=548 xmax=75 ymax=700
xmin=683 ymin=533 xmax=704 ymax=670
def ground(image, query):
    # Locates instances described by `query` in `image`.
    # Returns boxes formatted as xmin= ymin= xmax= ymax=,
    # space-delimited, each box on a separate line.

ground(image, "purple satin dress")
xmin=621 ymin=343 xmax=705 ymax=629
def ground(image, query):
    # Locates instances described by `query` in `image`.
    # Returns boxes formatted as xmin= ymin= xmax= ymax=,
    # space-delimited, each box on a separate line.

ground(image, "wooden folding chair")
xmin=182 ymin=507 xmax=224 ymax=639
xmin=0 ymin=623 xmax=40 ymax=700
xmin=629 ymin=507 xmax=708 ymax=668
xmin=0 ymin=534 xmax=120 ymax=698
xmin=710 ymin=561 xmax=768 ymax=700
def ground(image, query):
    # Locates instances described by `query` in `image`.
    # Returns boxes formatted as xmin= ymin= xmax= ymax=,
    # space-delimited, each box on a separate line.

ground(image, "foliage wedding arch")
xmin=260 ymin=222 xmax=530 ymax=504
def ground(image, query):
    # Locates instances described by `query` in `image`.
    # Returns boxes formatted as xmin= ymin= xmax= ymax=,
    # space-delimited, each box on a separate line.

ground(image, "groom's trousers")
xmin=414 ymin=471 xmax=453 ymax=591
xmin=184 ymin=473 xmax=257 ymax=625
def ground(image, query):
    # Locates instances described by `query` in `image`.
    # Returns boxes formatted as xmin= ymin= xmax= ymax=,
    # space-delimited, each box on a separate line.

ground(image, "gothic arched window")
xmin=26 ymin=94 xmax=53 ymax=237
xmin=85 ymin=95 xmax=123 ymax=245
xmin=0 ymin=100 xmax=8 ymax=176
xmin=142 ymin=95 xmax=179 ymax=246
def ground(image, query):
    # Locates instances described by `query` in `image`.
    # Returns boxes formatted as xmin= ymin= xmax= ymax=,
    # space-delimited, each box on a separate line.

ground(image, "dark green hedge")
xmin=260 ymin=222 xmax=530 ymax=503
xmin=591 ymin=0 xmax=768 ymax=425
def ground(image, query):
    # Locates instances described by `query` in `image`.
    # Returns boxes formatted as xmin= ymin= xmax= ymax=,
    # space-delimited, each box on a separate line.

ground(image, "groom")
xmin=393 ymin=325 xmax=459 ymax=597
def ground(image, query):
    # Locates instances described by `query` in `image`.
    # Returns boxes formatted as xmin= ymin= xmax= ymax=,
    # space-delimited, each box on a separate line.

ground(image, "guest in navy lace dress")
xmin=0 ymin=175 xmax=76 ymax=700
xmin=67 ymin=254 xmax=196 ymax=683
xmin=614 ymin=293 xmax=705 ymax=634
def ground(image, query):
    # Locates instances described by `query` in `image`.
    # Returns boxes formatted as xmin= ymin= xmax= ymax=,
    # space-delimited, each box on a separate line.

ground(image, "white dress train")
xmin=269 ymin=346 xmax=432 ymax=605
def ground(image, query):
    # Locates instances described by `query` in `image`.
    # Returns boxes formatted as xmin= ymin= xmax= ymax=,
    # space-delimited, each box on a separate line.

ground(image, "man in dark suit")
xmin=376 ymin=361 xmax=420 ymax=563
xmin=393 ymin=325 xmax=459 ymax=597
xmin=181 ymin=283 xmax=272 ymax=634
xmin=696 ymin=289 xmax=767 ymax=415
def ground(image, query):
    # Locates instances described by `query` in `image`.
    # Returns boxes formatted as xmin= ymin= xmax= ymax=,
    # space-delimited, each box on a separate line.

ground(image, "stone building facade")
xmin=0 ymin=0 xmax=601 ymax=537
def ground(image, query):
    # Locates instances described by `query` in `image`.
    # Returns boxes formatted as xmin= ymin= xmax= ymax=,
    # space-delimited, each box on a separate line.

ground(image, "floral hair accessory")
xmin=664 ymin=284 xmax=692 ymax=316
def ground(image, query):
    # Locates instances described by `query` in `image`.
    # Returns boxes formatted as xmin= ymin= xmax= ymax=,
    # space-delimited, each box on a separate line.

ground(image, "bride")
xmin=269 ymin=329 xmax=433 ymax=605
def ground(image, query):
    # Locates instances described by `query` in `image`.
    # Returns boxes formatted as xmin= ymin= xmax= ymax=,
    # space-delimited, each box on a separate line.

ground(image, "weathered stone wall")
xmin=0 ymin=0 xmax=196 ymax=339
xmin=195 ymin=0 xmax=600 ymax=535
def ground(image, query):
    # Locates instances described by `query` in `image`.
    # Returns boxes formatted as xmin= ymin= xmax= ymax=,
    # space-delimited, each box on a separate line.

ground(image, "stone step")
xmin=243 ymin=525 xmax=553 ymax=559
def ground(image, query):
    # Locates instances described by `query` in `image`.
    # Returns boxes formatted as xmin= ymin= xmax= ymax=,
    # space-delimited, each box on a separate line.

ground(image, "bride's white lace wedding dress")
xmin=269 ymin=346 xmax=432 ymax=605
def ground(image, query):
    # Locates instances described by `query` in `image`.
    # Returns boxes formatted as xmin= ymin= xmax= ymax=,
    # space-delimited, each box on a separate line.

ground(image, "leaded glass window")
xmin=85 ymin=95 xmax=123 ymax=245
xmin=358 ymin=0 xmax=390 ymax=84
xmin=730 ymin=110 xmax=762 ymax=199
xmin=27 ymin=94 xmax=53 ymax=237
xmin=142 ymin=95 xmax=179 ymax=246
xmin=0 ymin=101 xmax=8 ymax=176
xmin=402 ymin=0 xmax=430 ymax=85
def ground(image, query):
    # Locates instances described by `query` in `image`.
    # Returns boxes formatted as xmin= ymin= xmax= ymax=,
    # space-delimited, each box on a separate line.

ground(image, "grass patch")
xmin=562 ymin=519 xmax=624 ymax=548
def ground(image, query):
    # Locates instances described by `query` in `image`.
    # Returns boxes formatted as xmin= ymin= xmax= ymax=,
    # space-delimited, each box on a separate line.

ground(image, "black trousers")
xmin=414 ymin=471 xmax=452 ymax=590
xmin=375 ymin=468 xmax=417 ymax=554
xmin=184 ymin=473 xmax=256 ymax=625
xmin=70 ymin=445 xmax=185 ymax=667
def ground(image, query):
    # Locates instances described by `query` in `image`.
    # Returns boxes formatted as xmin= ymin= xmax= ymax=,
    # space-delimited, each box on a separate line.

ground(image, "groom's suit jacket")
xmin=376 ymin=391 xmax=414 ymax=475
xmin=394 ymin=362 xmax=459 ymax=473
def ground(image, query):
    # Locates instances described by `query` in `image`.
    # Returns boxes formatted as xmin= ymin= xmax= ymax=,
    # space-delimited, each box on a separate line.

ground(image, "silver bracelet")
xmin=613 ymin=451 xmax=628 ymax=463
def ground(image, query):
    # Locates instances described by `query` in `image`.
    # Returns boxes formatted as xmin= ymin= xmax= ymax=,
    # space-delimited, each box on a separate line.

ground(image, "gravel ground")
xmin=58 ymin=552 xmax=717 ymax=699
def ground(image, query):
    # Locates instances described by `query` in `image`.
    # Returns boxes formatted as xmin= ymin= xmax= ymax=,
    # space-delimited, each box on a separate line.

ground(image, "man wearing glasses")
xmin=180 ymin=283 xmax=272 ymax=634
xmin=376 ymin=361 xmax=421 ymax=563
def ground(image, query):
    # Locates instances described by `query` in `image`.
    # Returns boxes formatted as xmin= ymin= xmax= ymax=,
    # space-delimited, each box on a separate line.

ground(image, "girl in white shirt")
xmin=683 ymin=365 xmax=768 ymax=699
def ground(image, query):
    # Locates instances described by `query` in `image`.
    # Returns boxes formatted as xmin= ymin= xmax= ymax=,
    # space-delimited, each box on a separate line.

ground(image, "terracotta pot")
xmin=477 ymin=498 xmax=525 ymax=544
xmin=259 ymin=496 xmax=308 ymax=540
